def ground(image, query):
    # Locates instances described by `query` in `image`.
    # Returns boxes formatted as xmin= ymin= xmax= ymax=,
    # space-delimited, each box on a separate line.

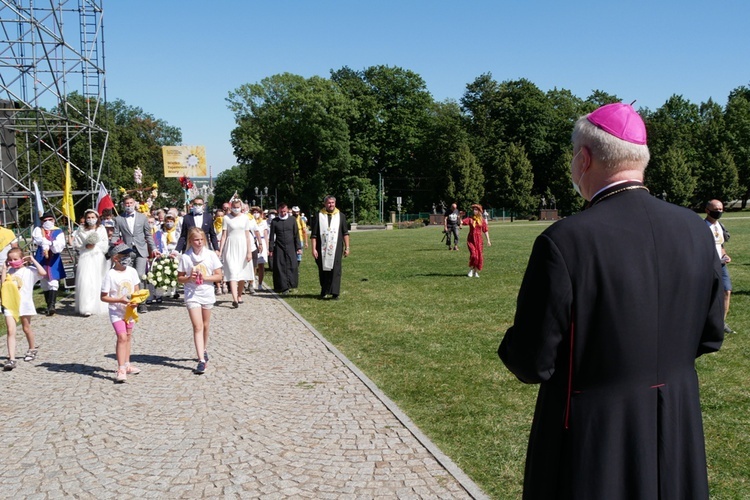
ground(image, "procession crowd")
xmin=0 ymin=194 xmax=351 ymax=381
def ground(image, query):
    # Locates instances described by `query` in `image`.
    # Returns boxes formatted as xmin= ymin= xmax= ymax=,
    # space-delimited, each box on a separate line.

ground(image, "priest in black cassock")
xmin=268 ymin=203 xmax=300 ymax=295
xmin=310 ymin=195 xmax=350 ymax=300
xmin=499 ymin=103 xmax=724 ymax=499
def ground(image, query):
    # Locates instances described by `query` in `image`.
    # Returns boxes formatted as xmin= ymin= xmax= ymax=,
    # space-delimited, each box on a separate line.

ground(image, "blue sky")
xmin=104 ymin=0 xmax=750 ymax=176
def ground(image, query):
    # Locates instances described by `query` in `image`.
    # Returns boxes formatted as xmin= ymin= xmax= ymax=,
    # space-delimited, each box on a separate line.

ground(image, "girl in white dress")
xmin=219 ymin=199 xmax=253 ymax=308
xmin=72 ymin=209 xmax=109 ymax=316
xmin=251 ymin=207 xmax=269 ymax=291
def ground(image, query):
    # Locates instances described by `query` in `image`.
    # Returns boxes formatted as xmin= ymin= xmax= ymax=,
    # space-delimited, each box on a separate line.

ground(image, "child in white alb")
xmin=100 ymin=243 xmax=142 ymax=383
xmin=177 ymin=227 xmax=223 ymax=374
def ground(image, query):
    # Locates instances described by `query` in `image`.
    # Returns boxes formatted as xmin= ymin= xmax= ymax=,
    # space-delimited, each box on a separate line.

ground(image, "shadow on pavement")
xmin=106 ymin=353 xmax=195 ymax=372
xmin=38 ymin=361 xmax=112 ymax=381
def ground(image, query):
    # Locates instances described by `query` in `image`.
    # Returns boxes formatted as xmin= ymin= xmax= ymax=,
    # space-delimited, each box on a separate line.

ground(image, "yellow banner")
xmin=62 ymin=162 xmax=75 ymax=221
xmin=161 ymin=145 xmax=207 ymax=177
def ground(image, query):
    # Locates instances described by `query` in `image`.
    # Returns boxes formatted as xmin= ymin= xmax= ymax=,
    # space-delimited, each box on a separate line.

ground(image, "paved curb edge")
xmin=273 ymin=292 xmax=490 ymax=500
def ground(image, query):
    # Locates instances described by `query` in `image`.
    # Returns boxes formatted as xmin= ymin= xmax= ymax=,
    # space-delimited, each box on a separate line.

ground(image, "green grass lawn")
xmin=288 ymin=214 xmax=750 ymax=499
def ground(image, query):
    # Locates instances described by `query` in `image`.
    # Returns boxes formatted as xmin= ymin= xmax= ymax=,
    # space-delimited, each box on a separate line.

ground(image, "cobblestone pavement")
xmin=1 ymin=290 xmax=487 ymax=499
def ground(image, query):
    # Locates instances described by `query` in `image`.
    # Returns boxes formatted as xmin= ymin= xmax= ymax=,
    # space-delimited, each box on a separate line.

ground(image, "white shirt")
xmin=706 ymin=219 xmax=725 ymax=259
xmin=101 ymin=266 xmax=141 ymax=323
xmin=3 ymin=265 xmax=41 ymax=317
xmin=178 ymin=247 xmax=222 ymax=305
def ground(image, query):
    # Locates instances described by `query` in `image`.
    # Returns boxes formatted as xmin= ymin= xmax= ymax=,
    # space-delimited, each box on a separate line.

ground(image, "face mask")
xmin=193 ymin=206 xmax=204 ymax=215
xmin=708 ymin=210 xmax=722 ymax=220
xmin=42 ymin=221 xmax=54 ymax=230
xmin=253 ymin=213 xmax=260 ymax=219
xmin=231 ymin=208 xmax=241 ymax=214
xmin=124 ymin=205 xmax=135 ymax=214
xmin=8 ymin=259 xmax=24 ymax=269
xmin=570 ymin=149 xmax=584 ymax=198
xmin=119 ymin=256 xmax=133 ymax=267
xmin=165 ymin=222 xmax=175 ymax=229
xmin=86 ymin=218 xmax=97 ymax=226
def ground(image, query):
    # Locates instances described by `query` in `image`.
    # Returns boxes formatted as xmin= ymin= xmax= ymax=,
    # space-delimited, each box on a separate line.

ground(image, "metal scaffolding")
xmin=0 ymin=0 xmax=108 ymax=229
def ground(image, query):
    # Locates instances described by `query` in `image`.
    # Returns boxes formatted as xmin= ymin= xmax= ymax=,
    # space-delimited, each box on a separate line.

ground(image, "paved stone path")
xmin=1 ymin=290 xmax=487 ymax=499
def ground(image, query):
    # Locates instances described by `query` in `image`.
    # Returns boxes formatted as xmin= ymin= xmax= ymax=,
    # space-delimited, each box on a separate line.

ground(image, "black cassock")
xmin=310 ymin=211 xmax=349 ymax=297
xmin=499 ymin=184 xmax=724 ymax=500
xmin=269 ymin=216 xmax=299 ymax=292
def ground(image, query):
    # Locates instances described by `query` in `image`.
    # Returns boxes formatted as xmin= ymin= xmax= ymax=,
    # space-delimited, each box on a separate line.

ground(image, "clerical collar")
xmin=588 ymin=180 xmax=649 ymax=208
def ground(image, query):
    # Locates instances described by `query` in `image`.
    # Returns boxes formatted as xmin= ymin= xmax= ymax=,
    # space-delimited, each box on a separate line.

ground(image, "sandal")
xmin=3 ymin=359 xmax=16 ymax=371
xmin=23 ymin=349 xmax=38 ymax=362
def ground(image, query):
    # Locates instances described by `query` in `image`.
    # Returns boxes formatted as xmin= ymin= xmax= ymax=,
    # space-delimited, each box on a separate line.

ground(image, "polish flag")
xmin=96 ymin=182 xmax=115 ymax=215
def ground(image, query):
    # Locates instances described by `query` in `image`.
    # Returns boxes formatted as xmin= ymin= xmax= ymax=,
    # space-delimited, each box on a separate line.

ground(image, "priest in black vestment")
xmin=499 ymin=103 xmax=724 ymax=499
xmin=268 ymin=204 xmax=300 ymax=294
xmin=310 ymin=195 xmax=350 ymax=300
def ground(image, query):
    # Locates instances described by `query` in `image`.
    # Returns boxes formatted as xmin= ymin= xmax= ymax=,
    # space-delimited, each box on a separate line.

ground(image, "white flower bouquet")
xmin=144 ymin=256 xmax=179 ymax=291
xmin=85 ymin=232 xmax=99 ymax=246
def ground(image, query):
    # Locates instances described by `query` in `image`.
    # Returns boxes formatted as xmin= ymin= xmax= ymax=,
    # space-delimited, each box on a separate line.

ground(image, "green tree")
xmin=485 ymin=142 xmax=534 ymax=219
xmin=332 ymin=65 xmax=433 ymax=214
xmin=227 ymin=73 xmax=351 ymax=213
xmin=694 ymin=145 xmax=739 ymax=204
xmin=645 ymin=146 xmax=696 ymax=207
xmin=213 ymin=164 xmax=250 ymax=207
xmin=725 ymin=85 xmax=750 ymax=207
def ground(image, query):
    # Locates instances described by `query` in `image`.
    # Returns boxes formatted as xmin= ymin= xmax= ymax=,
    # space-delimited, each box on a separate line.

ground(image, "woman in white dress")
xmin=219 ymin=199 xmax=254 ymax=308
xmin=251 ymin=206 xmax=269 ymax=291
xmin=72 ymin=209 xmax=109 ymax=316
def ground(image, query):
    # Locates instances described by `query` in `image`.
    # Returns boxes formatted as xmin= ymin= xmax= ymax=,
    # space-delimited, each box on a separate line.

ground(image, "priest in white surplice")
xmin=310 ymin=195 xmax=350 ymax=300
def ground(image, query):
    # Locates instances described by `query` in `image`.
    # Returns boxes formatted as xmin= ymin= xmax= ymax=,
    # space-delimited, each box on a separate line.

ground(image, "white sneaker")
xmin=474 ymin=272 xmax=480 ymax=278
xmin=468 ymin=269 xmax=474 ymax=277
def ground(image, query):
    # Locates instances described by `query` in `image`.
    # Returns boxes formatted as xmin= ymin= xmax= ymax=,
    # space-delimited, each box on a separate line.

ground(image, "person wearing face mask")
xmin=219 ymin=198 xmax=260 ymax=306
xmin=268 ymin=203 xmax=301 ymax=295
xmin=72 ymin=209 xmax=109 ymax=317
xmin=155 ymin=213 xmax=182 ymax=300
xmin=461 ymin=204 xmax=491 ymax=278
xmin=111 ymin=196 xmax=160 ymax=313
xmin=251 ymin=206 xmax=269 ymax=291
xmin=705 ymin=199 xmax=734 ymax=333
xmin=101 ymin=243 xmax=143 ymax=383
xmin=498 ymin=103 xmax=724 ymax=499
xmin=175 ymin=197 xmax=219 ymax=255
xmin=1 ymin=247 xmax=47 ymax=370
xmin=31 ymin=211 xmax=67 ymax=316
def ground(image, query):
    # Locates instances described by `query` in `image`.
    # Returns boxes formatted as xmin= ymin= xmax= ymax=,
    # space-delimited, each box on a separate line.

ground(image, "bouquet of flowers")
xmin=144 ymin=256 xmax=179 ymax=291
xmin=85 ymin=232 xmax=100 ymax=246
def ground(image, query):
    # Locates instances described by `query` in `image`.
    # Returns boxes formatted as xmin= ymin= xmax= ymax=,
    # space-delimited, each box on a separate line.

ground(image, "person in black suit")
xmin=175 ymin=197 xmax=219 ymax=254
xmin=498 ymin=103 xmax=724 ymax=499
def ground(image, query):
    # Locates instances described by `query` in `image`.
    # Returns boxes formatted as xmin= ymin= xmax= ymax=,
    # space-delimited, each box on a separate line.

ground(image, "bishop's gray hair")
xmin=572 ymin=116 xmax=650 ymax=172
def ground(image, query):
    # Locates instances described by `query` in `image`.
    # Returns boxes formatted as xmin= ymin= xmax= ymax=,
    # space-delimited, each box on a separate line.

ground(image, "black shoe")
xmin=3 ymin=359 xmax=16 ymax=371
xmin=331 ymin=294 xmax=339 ymax=301
xmin=724 ymin=323 xmax=735 ymax=334
xmin=195 ymin=361 xmax=206 ymax=374
xmin=137 ymin=304 xmax=148 ymax=314
xmin=232 ymin=301 xmax=239 ymax=308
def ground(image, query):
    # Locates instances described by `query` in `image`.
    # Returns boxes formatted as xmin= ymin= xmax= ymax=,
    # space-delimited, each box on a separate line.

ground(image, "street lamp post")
xmin=255 ymin=186 xmax=268 ymax=210
xmin=347 ymin=188 xmax=360 ymax=224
